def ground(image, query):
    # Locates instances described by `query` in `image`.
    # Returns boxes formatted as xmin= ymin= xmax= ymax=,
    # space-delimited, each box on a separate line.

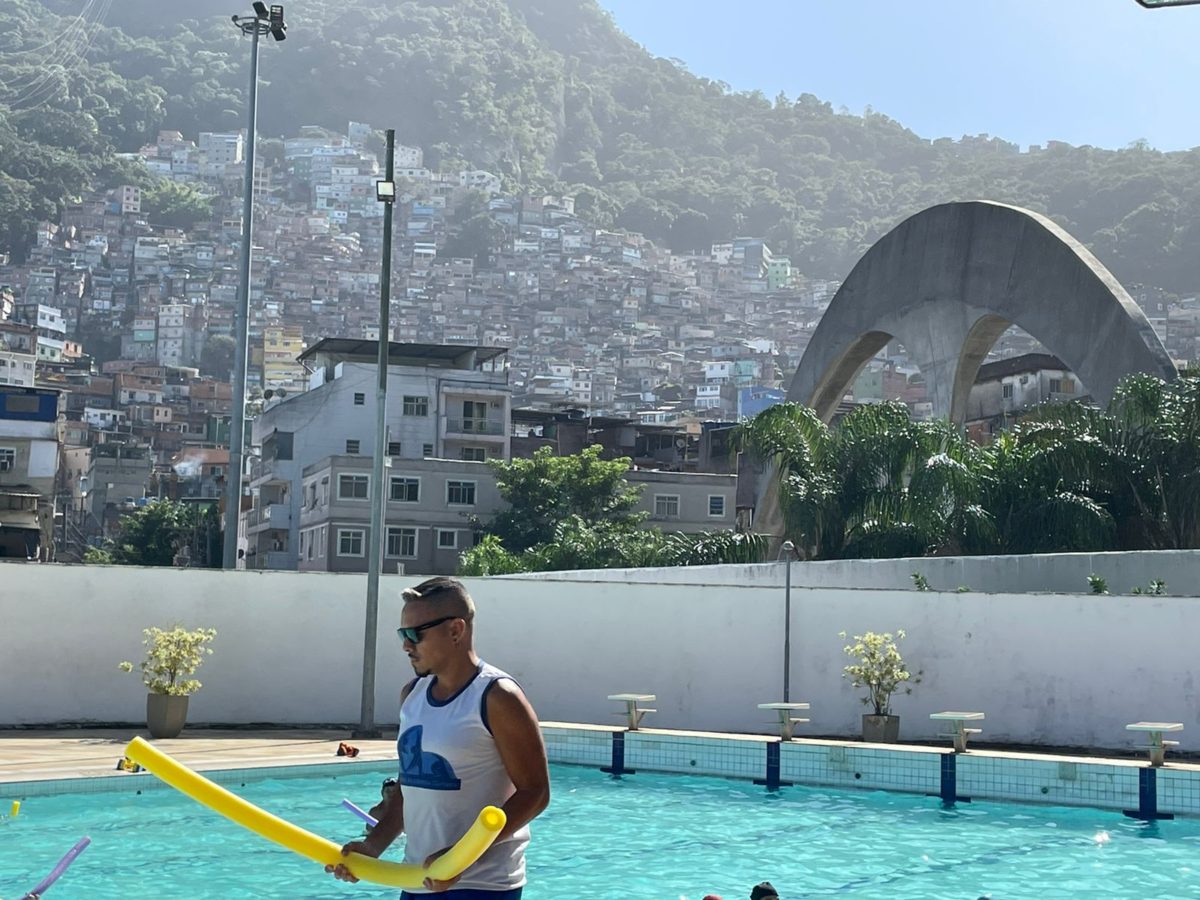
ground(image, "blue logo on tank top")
xmin=398 ymin=725 xmax=462 ymax=791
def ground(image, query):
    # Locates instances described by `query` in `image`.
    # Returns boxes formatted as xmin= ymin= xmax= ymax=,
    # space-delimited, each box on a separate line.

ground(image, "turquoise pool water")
xmin=3 ymin=764 xmax=1200 ymax=898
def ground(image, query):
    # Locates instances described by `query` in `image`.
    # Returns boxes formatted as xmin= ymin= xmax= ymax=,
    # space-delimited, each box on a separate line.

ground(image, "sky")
xmin=596 ymin=0 xmax=1200 ymax=152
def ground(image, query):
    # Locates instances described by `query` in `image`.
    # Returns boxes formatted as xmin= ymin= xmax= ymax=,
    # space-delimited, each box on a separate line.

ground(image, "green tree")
xmin=200 ymin=334 xmax=237 ymax=381
xmin=736 ymin=374 xmax=1200 ymax=561
xmin=484 ymin=445 xmax=645 ymax=554
xmin=92 ymin=500 xmax=218 ymax=567
xmin=141 ymin=180 xmax=213 ymax=230
xmin=442 ymin=213 xmax=505 ymax=268
xmin=735 ymin=402 xmax=991 ymax=560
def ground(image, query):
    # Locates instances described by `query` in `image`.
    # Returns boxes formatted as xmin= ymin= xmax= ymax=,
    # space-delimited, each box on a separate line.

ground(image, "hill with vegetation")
xmin=3 ymin=0 xmax=1199 ymax=294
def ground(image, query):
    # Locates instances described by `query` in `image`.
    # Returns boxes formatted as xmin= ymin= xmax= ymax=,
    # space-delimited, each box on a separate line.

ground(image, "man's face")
xmin=399 ymin=600 xmax=457 ymax=676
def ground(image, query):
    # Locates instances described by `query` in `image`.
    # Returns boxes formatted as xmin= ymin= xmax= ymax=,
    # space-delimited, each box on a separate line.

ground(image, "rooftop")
xmin=298 ymin=338 xmax=507 ymax=371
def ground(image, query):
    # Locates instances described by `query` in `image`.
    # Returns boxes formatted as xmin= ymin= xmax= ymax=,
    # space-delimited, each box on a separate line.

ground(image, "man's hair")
xmin=401 ymin=576 xmax=475 ymax=620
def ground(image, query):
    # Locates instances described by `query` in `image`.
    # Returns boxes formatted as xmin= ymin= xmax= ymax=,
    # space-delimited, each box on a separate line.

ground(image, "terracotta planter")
xmin=862 ymin=713 xmax=900 ymax=744
xmin=147 ymin=693 xmax=189 ymax=739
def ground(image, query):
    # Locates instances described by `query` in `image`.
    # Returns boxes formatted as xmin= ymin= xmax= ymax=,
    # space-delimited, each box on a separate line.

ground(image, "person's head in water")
xmin=398 ymin=577 xmax=476 ymax=678
xmin=750 ymin=883 xmax=779 ymax=900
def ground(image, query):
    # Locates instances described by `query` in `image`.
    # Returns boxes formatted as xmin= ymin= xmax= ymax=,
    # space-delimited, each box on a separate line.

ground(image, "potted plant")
xmin=840 ymin=629 xmax=920 ymax=743
xmin=119 ymin=625 xmax=217 ymax=738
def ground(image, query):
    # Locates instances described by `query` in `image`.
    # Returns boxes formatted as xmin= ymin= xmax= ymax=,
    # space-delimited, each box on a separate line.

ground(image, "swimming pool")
xmin=3 ymin=763 xmax=1200 ymax=898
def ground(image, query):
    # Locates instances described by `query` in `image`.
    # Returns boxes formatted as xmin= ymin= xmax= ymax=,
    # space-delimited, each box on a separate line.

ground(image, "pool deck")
xmin=0 ymin=729 xmax=399 ymax=784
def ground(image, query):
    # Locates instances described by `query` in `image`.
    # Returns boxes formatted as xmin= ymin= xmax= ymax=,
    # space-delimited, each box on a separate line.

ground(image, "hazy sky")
xmin=596 ymin=0 xmax=1200 ymax=151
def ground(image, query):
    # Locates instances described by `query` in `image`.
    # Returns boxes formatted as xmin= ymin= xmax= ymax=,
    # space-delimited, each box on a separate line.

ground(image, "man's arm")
xmin=488 ymin=679 xmax=551 ymax=841
xmin=327 ymin=680 xmax=416 ymax=882
xmin=362 ymin=678 xmax=418 ymax=850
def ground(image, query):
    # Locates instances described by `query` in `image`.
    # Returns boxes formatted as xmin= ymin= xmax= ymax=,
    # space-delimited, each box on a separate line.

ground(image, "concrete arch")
xmin=789 ymin=201 xmax=1177 ymax=422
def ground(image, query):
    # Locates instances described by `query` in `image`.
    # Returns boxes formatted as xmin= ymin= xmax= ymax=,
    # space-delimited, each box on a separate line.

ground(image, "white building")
xmin=242 ymin=340 xmax=511 ymax=570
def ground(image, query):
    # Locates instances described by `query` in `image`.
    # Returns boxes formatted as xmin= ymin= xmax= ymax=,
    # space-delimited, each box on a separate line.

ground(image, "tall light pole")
xmin=223 ymin=3 xmax=286 ymax=570
xmin=355 ymin=130 xmax=397 ymax=738
xmin=778 ymin=540 xmax=796 ymax=702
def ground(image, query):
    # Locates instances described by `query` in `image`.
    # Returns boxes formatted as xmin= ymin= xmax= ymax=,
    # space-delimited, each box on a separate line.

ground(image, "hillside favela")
xmin=3 ymin=1 xmax=1200 ymax=898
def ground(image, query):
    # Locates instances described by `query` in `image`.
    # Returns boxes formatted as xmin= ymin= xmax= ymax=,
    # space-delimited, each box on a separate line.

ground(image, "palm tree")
xmin=735 ymin=375 xmax=1199 ymax=561
xmin=735 ymin=402 xmax=991 ymax=560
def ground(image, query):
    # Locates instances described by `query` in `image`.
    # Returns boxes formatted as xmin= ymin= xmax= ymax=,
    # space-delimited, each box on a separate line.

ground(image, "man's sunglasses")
xmin=397 ymin=615 xmax=458 ymax=644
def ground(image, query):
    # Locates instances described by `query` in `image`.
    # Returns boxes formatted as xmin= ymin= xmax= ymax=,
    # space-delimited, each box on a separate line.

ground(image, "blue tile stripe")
xmin=600 ymin=730 xmax=634 ymax=776
xmin=940 ymin=752 xmax=956 ymax=803
xmin=1124 ymin=767 xmax=1173 ymax=820
xmin=753 ymin=740 xmax=790 ymax=790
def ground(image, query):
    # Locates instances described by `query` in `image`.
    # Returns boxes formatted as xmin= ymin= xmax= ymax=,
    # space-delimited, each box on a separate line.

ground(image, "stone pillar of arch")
xmin=789 ymin=200 xmax=1176 ymax=423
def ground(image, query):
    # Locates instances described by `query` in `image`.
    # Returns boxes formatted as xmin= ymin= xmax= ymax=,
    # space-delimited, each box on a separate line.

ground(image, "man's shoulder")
xmin=400 ymin=676 xmax=422 ymax=702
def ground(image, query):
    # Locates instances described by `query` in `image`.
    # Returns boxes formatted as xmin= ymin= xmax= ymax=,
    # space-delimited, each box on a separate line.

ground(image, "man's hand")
xmin=324 ymin=838 xmax=382 ymax=883
xmin=422 ymin=846 xmax=463 ymax=893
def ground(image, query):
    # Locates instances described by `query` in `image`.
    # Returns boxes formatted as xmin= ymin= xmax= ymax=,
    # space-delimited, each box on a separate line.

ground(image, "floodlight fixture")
xmin=376 ymin=180 xmax=396 ymax=203
xmin=252 ymin=1 xmax=269 ymax=18
xmin=269 ymin=5 xmax=287 ymax=40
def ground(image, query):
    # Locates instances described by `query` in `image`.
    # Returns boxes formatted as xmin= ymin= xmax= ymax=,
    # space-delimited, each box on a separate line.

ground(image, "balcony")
xmin=248 ymin=458 xmax=289 ymax=487
xmin=247 ymin=503 xmax=291 ymax=533
xmin=445 ymin=417 xmax=505 ymax=438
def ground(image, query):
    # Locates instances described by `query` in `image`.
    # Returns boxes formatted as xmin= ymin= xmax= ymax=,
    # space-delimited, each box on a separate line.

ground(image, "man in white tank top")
xmin=327 ymin=577 xmax=550 ymax=898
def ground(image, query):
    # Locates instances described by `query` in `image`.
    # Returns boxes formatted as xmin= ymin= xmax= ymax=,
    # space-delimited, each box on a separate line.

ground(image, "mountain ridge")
xmin=3 ymin=0 xmax=1198 ymax=294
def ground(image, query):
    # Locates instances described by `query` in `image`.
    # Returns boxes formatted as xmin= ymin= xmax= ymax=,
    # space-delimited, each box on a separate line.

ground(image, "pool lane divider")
xmin=753 ymin=741 xmax=791 ymax=790
xmin=1125 ymin=767 xmax=1172 ymax=820
xmin=123 ymin=736 xmax=506 ymax=887
xmin=601 ymin=730 xmax=634 ymax=776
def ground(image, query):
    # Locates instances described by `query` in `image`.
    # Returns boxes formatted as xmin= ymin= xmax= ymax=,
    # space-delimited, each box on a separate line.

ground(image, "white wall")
xmin=517 ymin=551 xmax=1200 ymax=597
xmin=1 ymin=564 xmax=1199 ymax=753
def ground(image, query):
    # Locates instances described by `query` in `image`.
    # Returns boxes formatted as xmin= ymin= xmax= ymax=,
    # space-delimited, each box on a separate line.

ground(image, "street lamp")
xmin=223 ymin=3 xmax=287 ymax=570
xmin=356 ymin=130 xmax=397 ymax=739
xmin=778 ymin=539 xmax=797 ymax=702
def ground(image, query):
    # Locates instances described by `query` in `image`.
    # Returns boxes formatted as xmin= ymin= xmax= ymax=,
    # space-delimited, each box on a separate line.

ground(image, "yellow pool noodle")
xmin=124 ymin=736 xmax=505 ymax=887
xmin=10 ymin=800 xmax=18 ymax=818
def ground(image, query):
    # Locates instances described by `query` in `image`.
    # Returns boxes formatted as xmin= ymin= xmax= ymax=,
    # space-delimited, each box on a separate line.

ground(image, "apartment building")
xmin=293 ymin=455 xmax=736 ymax=576
xmin=0 ymin=386 xmax=61 ymax=560
xmin=242 ymin=340 xmax=511 ymax=570
xmin=295 ymin=455 xmax=499 ymax=575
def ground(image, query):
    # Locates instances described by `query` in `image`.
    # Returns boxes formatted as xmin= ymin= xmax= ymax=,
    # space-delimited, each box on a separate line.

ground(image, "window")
xmin=654 ymin=494 xmax=680 ymax=519
xmin=1002 ymin=383 xmax=1014 ymax=400
xmin=386 ymin=526 xmax=417 ymax=558
xmin=387 ymin=441 xmax=402 ymax=456
xmin=403 ymin=395 xmax=429 ymax=417
xmin=437 ymin=529 xmax=458 ymax=550
xmin=708 ymin=495 xmax=726 ymax=518
xmin=304 ymin=530 xmax=314 ymax=560
xmin=337 ymin=528 xmax=365 ymax=557
xmin=1049 ymin=377 xmax=1076 ymax=395
xmin=0 ymin=448 xmax=14 ymax=472
xmin=462 ymin=399 xmax=487 ymax=431
xmin=423 ymin=443 xmax=434 ymax=457
xmin=461 ymin=447 xmax=485 ymax=462
xmin=345 ymin=439 xmax=360 ymax=454
xmin=389 ymin=476 xmax=420 ymax=502
xmin=353 ymin=392 xmax=365 ymax=405
xmin=446 ymin=480 xmax=476 ymax=506
xmin=4 ymin=395 xmax=38 ymax=413
xmin=318 ymin=526 xmax=326 ymax=558
xmin=338 ymin=474 xmax=369 ymax=499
